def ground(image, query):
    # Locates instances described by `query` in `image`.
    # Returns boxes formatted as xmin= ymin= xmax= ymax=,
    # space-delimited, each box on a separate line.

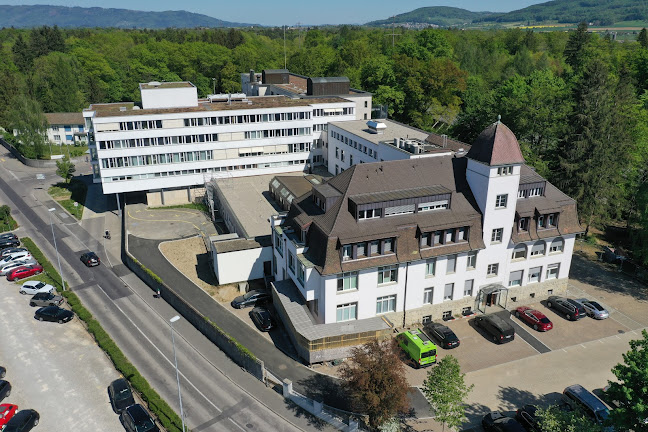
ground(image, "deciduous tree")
xmin=422 ymin=355 xmax=473 ymax=431
xmin=55 ymin=156 xmax=76 ymax=183
xmin=8 ymin=95 xmax=48 ymax=159
xmin=535 ymin=405 xmax=603 ymax=432
xmin=340 ymin=339 xmax=409 ymax=429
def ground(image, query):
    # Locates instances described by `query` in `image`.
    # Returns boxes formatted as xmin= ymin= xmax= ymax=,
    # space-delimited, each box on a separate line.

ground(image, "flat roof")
xmin=212 ymin=172 xmax=308 ymax=238
xmin=139 ymin=81 xmax=195 ymax=90
xmin=86 ymin=96 xmax=351 ymax=118
xmin=330 ymin=119 xmax=429 ymax=146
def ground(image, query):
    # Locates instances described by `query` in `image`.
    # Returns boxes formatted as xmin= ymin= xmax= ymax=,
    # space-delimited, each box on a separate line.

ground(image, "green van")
xmin=398 ymin=328 xmax=437 ymax=368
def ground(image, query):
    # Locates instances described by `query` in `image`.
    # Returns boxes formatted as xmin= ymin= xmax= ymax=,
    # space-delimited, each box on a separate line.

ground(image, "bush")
xmin=21 ymin=237 xmax=186 ymax=432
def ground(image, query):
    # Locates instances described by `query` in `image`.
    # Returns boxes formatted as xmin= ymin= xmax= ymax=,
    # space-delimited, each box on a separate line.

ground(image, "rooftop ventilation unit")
xmin=148 ymin=81 xmax=161 ymax=87
xmin=366 ymin=120 xmax=387 ymax=134
xmin=119 ymin=107 xmax=127 ymax=112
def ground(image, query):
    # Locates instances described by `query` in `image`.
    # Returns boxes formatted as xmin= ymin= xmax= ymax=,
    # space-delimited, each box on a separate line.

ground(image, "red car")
xmin=0 ymin=403 xmax=18 ymax=427
xmin=514 ymin=306 xmax=553 ymax=331
xmin=6 ymin=264 xmax=44 ymax=281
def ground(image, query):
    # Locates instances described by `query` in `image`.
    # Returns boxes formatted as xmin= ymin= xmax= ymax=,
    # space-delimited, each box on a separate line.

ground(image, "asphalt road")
xmin=0 ymin=156 xmax=317 ymax=432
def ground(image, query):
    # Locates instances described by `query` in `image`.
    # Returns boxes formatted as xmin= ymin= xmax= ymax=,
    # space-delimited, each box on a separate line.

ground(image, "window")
xmin=531 ymin=241 xmax=545 ymax=256
xmin=383 ymin=238 xmax=393 ymax=253
xmin=335 ymin=147 xmax=339 ymax=159
xmin=466 ymin=252 xmax=477 ymax=269
xmin=370 ymin=240 xmax=379 ymax=255
xmin=529 ymin=187 xmax=543 ymax=197
xmin=297 ymin=263 xmax=305 ymax=285
xmin=336 ymin=303 xmax=357 ymax=322
xmin=376 ymin=295 xmax=396 ymax=314
xmin=433 ymin=231 xmax=442 ymax=245
xmin=464 ymin=279 xmax=474 ymax=297
xmin=495 ymin=194 xmax=508 ymax=208
xmin=423 ymin=288 xmax=433 ymax=304
xmin=335 ymin=165 xmax=339 ymax=175
xmin=487 ymin=263 xmax=499 ymax=276
xmin=512 ymin=244 xmax=526 ymax=260
xmin=53 ymin=135 xmax=61 ymax=141
xmin=384 ymin=204 xmax=415 ymax=216
xmin=288 ymin=253 xmax=295 ymax=273
xmin=457 ymin=227 xmax=467 ymax=241
xmin=446 ymin=255 xmax=457 ymax=274
xmin=52 ymin=126 xmax=59 ymax=131
xmin=548 ymin=213 xmax=556 ymax=227
xmin=528 ymin=266 xmax=541 ymax=283
xmin=491 ymin=228 xmax=503 ymax=243
xmin=340 ymin=150 xmax=345 ymax=162
xmin=442 ymin=310 xmax=452 ymax=319
xmin=426 ymin=258 xmax=436 ymax=276
xmin=342 ymin=245 xmax=352 ymax=260
xmin=378 ymin=265 xmax=398 ymax=284
xmin=546 ymin=264 xmax=560 ymax=280
xmin=357 ymin=242 xmax=367 ymax=257
xmin=337 ymin=272 xmax=358 ymax=291
xmin=358 ymin=209 xmax=381 ymax=219
xmin=418 ymin=200 xmax=449 ymax=212
xmin=509 ymin=270 xmax=523 ymax=287
xmin=550 ymin=238 xmax=564 ymax=253
xmin=66 ymin=135 xmax=73 ymax=141
xmin=443 ymin=283 xmax=454 ymax=301
xmin=519 ymin=218 xmax=528 ymax=231
xmin=538 ymin=215 xmax=546 ymax=229
xmin=350 ymin=154 xmax=353 ymax=165
xmin=274 ymin=231 xmax=283 ymax=256
xmin=497 ymin=166 xmax=513 ymax=175
xmin=422 ymin=315 xmax=432 ymax=324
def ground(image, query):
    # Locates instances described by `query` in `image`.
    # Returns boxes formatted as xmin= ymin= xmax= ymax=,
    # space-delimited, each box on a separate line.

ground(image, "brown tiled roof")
xmin=466 ymin=121 xmax=525 ymax=166
xmin=287 ymin=156 xmax=485 ymax=275
xmin=87 ymin=96 xmax=351 ymax=118
xmin=45 ymin=112 xmax=83 ymax=125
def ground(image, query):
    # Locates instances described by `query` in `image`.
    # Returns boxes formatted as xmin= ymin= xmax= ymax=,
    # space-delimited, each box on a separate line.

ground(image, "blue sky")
xmin=6 ymin=1 xmax=546 ymax=25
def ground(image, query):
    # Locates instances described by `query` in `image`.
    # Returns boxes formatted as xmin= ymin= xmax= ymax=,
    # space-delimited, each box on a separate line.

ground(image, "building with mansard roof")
xmin=270 ymin=119 xmax=582 ymax=363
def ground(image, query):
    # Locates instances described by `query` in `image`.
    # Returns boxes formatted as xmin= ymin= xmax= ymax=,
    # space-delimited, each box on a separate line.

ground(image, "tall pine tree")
xmin=557 ymin=60 xmax=635 ymax=236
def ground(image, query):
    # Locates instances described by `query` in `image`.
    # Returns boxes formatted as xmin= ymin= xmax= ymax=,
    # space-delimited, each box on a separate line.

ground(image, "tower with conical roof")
xmin=465 ymin=118 xmax=525 ymax=280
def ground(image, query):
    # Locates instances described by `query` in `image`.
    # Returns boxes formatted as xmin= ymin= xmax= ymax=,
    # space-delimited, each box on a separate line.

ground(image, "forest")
xmin=1 ymin=24 xmax=648 ymax=266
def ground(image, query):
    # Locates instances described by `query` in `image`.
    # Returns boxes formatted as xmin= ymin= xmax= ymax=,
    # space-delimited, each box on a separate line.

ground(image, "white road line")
xmin=92 ymin=283 xmax=251 ymax=431
xmin=580 ymin=344 xmax=587 ymax=348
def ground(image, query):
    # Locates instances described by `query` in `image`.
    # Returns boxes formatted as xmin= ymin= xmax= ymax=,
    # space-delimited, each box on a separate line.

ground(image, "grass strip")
xmin=0 ymin=215 xmax=18 ymax=233
xmin=20 ymin=237 xmax=186 ymax=431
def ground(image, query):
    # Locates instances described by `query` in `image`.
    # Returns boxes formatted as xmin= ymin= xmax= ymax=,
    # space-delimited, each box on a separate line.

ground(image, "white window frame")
xmin=466 ymin=252 xmax=477 ymax=269
xmin=463 ymin=279 xmax=474 ymax=297
xmin=487 ymin=263 xmax=499 ymax=276
xmin=426 ymin=258 xmax=436 ymax=276
xmin=491 ymin=228 xmax=503 ymax=243
xmin=443 ymin=283 xmax=454 ymax=301
xmin=376 ymin=295 xmax=396 ymax=314
xmin=528 ymin=266 xmax=542 ymax=283
xmin=336 ymin=303 xmax=357 ymax=322
xmin=546 ymin=264 xmax=559 ymax=280
xmin=377 ymin=265 xmax=398 ymax=285
xmin=495 ymin=194 xmax=508 ymax=208
xmin=337 ymin=271 xmax=358 ymax=291
xmin=423 ymin=287 xmax=433 ymax=304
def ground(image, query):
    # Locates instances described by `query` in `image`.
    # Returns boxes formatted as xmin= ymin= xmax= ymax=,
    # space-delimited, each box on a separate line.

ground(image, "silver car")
xmin=577 ymin=298 xmax=609 ymax=320
xmin=0 ymin=247 xmax=27 ymax=258
xmin=0 ymin=258 xmax=37 ymax=276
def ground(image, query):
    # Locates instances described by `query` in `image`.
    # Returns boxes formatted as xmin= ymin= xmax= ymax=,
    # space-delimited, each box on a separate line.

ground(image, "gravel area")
xmin=159 ymin=236 xmax=240 ymax=302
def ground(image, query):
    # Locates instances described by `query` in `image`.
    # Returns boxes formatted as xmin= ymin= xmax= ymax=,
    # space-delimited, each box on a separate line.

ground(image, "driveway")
xmin=0 ymin=278 xmax=123 ymax=432
xmin=127 ymin=203 xmax=219 ymax=240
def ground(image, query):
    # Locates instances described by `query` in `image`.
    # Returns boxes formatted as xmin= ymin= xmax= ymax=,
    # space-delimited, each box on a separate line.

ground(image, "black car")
xmin=482 ymin=411 xmax=526 ymax=432
xmin=474 ymin=314 xmax=515 ymax=344
xmin=250 ymin=306 xmax=274 ymax=331
xmin=108 ymin=378 xmax=135 ymax=413
xmin=0 ymin=366 xmax=5 ymax=379
xmin=0 ymin=238 xmax=20 ymax=249
xmin=3 ymin=409 xmax=39 ymax=432
xmin=34 ymin=306 xmax=74 ymax=324
xmin=515 ymin=404 xmax=540 ymax=431
xmin=231 ymin=290 xmax=271 ymax=309
xmin=0 ymin=233 xmax=18 ymax=241
xmin=0 ymin=380 xmax=11 ymax=402
xmin=29 ymin=291 xmax=64 ymax=307
xmin=424 ymin=322 xmax=460 ymax=349
xmin=80 ymin=251 xmax=100 ymax=267
xmin=546 ymin=296 xmax=587 ymax=321
xmin=119 ymin=404 xmax=160 ymax=432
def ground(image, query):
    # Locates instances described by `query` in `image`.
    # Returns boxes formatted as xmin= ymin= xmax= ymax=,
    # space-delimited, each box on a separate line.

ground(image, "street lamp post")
xmin=48 ymin=208 xmax=65 ymax=291
xmin=212 ymin=77 xmax=216 ymax=95
xmin=169 ymin=315 xmax=185 ymax=431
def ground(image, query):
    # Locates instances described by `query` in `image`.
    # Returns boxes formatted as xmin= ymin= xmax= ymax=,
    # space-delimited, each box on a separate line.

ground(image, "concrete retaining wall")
xmin=0 ymin=137 xmax=85 ymax=168
xmin=122 ymin=231 xmax=266 ymax=382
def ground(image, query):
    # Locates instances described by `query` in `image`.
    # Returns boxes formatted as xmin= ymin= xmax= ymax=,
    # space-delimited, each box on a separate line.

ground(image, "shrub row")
xmin=21 ymin=237 xmax=186 ymax=432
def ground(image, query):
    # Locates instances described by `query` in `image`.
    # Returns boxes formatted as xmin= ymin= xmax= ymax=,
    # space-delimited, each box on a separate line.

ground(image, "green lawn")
xmin=48 ymin=179 xmax=87 ymax=220
xmin=0 ymin=216 xmax=18 ymax=233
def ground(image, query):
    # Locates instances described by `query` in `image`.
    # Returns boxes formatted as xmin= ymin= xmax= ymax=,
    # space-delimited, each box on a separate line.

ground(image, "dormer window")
xmin=358 ymin=209 xmax=381 ymax=220
xmin=529 ymin=187 xmax=543 ymax=197
xmin=548 ymin=213 xmax=556 ymax=227
xmin=497 ymin=166 xmax=513 ymax=176
xmin=519 ymin=218 xmax=528 ymax=231
xmin=418 ymin=200 xmax=449 ymax=212
xmin=538 ymin=215 xmax=546 ymax=229
xmin=342 ymin=245 xmax=352 ymax=260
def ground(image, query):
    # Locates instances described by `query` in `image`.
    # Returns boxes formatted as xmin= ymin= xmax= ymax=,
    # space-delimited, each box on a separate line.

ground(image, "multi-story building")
xmin=83 ymin=81 xmax=357 ymax=204
xmin=44 ymin=113 xmax=87 ymax=145
xmin=241 ymin=69 xmax=372 ymax=121
xmin=271 ymin=120 xmax=582 ymax=363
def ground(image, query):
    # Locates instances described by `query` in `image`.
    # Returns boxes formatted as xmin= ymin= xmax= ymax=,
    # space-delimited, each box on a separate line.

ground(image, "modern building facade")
xmin=83 ymin=81 xmax=358 ymax=204
xmin=271 ymin=120 xmax=582 ymax=362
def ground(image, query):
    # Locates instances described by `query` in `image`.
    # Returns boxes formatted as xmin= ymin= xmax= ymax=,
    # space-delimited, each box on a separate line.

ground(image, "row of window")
xmin=508 ymin=264 xmax=560 ymax=286
xmin=53 ymin=135 xmax=74 ymax=142
xmin=99 ymin=143 xmax=312 ymax=169
xmin=421 ymin=226 xmax=468 ymax=248
xmin=341 ymin=238 xmax=395 ymax=261
xmin=104 ymin=159 xmax=309 ymax=182
xmin=518 ymin=213 xmax=558 ymax=232
xmin=51 ymin=125 xmax=84 ymax=132
xmin=518 ymin=186 xmax=544 ymax=199
xmin=313 ymin=108 xmax=354 ymax=117
xmin=512 ymin=238 xmax=563 ymax=259
xmin=332 ymin=129 xmax=380 ymax=160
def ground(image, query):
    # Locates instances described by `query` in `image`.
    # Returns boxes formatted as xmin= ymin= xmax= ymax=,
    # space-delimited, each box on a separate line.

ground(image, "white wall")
xmin=140 ymin=86 xmax=198 ymax=109
xmin=213 ymin=246 xmax=272 ymax=284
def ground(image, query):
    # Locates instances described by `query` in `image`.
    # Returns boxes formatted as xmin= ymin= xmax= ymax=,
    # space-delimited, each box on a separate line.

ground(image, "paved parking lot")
xmin=0 ymin=277 xmax=123 ymax=432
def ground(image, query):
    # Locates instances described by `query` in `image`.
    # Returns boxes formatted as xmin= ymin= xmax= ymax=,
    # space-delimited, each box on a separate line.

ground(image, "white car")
xmin=0 ymin=259 xmax=37 ymax=276
xmin=0 ymin=251 xmax=33 ymax=266
xmin=19 ymin=281 xmax=55 ymax=295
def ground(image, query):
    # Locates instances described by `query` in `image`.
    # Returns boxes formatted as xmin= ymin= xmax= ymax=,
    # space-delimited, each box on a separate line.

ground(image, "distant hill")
xmin=366 ymin=6 xmax=493 ymax=27
xmin=368 ymin=0 xmax=648 ymax=28
xmin=0 ymin=5 xmax=256 ymax=29
xmin=479 ymin=0 xmax=648 ymax=25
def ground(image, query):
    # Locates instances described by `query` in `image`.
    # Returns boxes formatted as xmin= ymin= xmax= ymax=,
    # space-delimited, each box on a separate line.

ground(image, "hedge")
xmin=21 ymin=237 xmax=186 ymax=432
